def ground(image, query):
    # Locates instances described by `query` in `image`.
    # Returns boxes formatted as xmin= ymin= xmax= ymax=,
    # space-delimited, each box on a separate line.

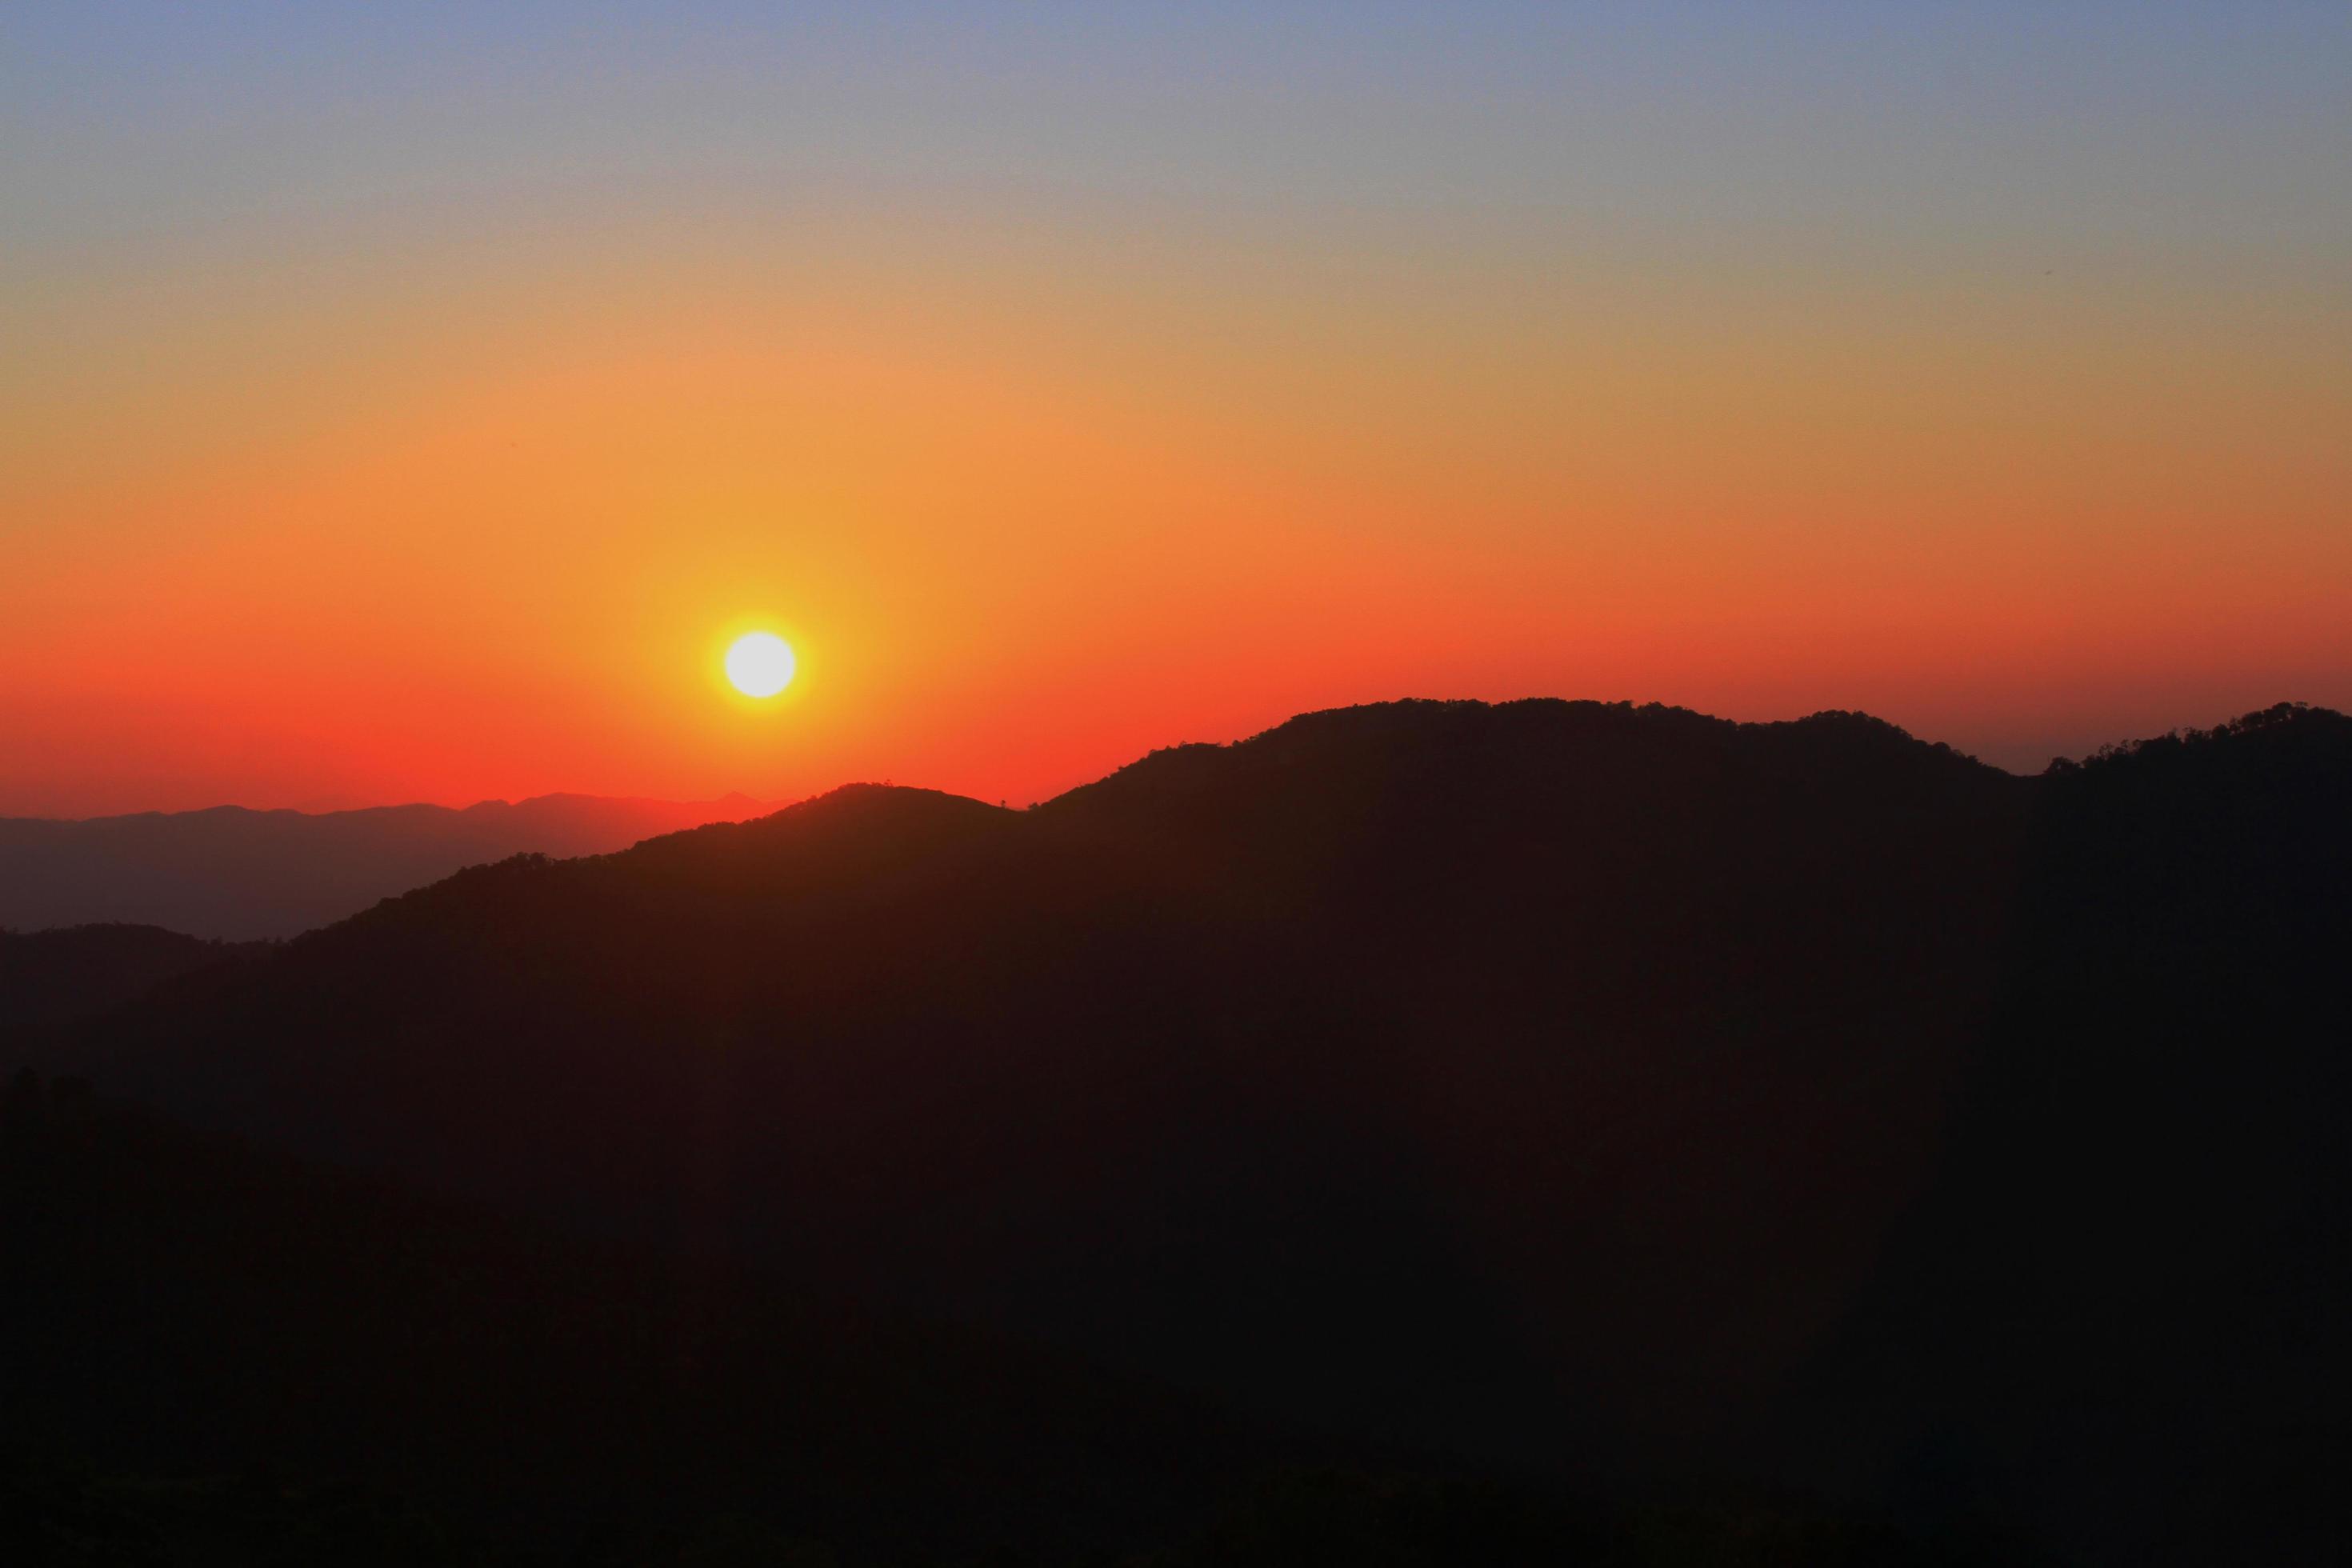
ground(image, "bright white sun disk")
xmin=725 ymin=632 xmax=796 ymax=698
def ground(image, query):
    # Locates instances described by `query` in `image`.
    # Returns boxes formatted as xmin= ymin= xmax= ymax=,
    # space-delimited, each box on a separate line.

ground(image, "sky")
xmin=3 ymin=2 xmax=2347 ymax=815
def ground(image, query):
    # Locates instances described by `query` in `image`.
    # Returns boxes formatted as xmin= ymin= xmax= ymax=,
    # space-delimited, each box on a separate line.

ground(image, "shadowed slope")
xmin=0 ymin=924 xmax=269 ymax=1043
xmin=1796 ymin=702 xmax=2352 ymax=1566
xmin=0 ymin=1076 xmax=1286 ymax=1564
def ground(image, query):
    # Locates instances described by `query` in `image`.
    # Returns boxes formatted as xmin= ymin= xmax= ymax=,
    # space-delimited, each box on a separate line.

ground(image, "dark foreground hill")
xmin=0 ymin=1074 xmax=1970 ymax=1566
xmin=10 ymin=698 xmax=2349 ymax=1563
xmin=0 ymin=1076 xmax=1278 ymax=1565
xmin=0 ymin=792 xmax=772 ymax=940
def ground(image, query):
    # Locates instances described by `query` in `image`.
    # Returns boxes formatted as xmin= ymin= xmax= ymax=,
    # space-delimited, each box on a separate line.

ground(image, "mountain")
xmin=0 ymin=792 xmax=772 ymax=939
xmin=1794 ymin=703 xmax=2352 ymax=1563
xmin=10 ymin=698 xmax=2348 ymax=1562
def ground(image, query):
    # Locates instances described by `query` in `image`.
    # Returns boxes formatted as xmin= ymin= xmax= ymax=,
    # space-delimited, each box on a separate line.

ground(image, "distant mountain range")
xmin=7 ymin=698 xmax=2347 ymax=1564
xmin=0 ymin=792 xmax=770 ymax=939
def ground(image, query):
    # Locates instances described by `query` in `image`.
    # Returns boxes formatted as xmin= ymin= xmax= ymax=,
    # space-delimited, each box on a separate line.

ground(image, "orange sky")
xmin=5 ymin=7 xmax=2348 ymax=816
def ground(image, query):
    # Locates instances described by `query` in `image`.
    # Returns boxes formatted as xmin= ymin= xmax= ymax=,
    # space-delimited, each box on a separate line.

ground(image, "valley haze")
xmin=0 ymin=791 xmax=770 ymax=940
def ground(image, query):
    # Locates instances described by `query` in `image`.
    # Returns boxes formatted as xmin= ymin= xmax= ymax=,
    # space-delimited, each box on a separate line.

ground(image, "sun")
xmin=724 ymin=631 xmax=796 ymax=698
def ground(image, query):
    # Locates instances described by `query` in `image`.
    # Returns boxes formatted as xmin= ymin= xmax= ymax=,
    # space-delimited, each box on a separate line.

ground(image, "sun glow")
xmin=724 ymin=632 xmax=796 ymax=698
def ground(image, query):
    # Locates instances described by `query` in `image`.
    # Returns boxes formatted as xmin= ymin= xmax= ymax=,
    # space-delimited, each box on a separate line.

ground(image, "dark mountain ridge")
xmin=12 ymin=697 xmax=2349 ymax=1562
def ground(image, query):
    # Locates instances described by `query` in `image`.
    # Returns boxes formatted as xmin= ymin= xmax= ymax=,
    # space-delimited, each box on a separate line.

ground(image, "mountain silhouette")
xmin=0 ymin=792 xmax=772 ymax=940
xmin=10 ymin=698 xmax=2348 ymax=1563
xmin=1795 ymin=702 xmax=2352 ymax=1563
